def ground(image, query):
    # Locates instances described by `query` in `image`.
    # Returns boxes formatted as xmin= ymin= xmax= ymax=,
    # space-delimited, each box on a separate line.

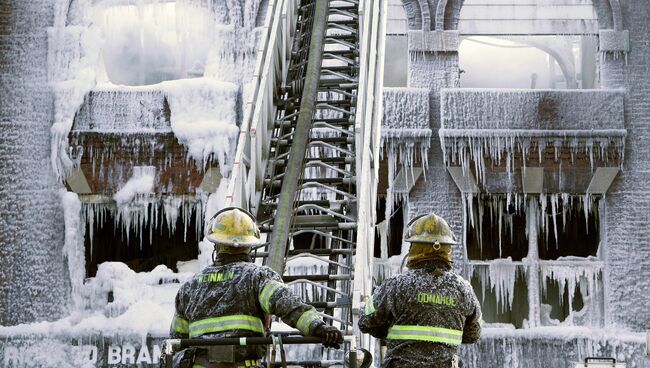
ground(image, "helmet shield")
xmin=206 ymin=207 xmax=261 ymax=247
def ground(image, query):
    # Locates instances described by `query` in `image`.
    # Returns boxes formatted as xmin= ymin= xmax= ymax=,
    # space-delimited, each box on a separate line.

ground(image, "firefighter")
xmin=359 ymin=212 xmax=482 ymax=368
xmin=170 ymin=207 xmax=343 ymax=368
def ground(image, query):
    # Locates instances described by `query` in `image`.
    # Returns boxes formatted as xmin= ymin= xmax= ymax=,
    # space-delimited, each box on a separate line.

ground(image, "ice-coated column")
xmin=0 ymin=0 xmax=69 ymax=325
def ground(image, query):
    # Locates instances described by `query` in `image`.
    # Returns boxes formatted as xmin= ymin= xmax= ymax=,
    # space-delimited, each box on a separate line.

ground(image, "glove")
xmin=314 ymin=324 xmax=344 ymax=349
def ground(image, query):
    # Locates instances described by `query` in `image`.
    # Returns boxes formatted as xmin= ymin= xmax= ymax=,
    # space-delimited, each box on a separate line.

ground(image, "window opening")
xmin=383 ymin=35 xmax=408 ymax=87
xmin=94 ymin=2 xmax=212 ymax=86
xmin=83 ymin=198 xmax=202 ymax=277
xmin=538 ymin=195 xmax=600 ymax=260
xmin=382 ymin=0 xmax=408 ymax=87
xmin=466 ymin=194 xmax=528 ymax=261
xmin=464 ymin=193 xmax=604 ymax=328
xmin=374 ymin=196 xmax=405 ymax=258
xmin=459 ymin=36 xmax=599 ymax=89
xmin=471 ymin=264 xmax=529 ymax=328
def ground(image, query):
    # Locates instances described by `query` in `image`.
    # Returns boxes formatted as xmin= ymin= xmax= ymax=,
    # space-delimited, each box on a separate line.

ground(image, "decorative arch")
xmin=436 ymin=0 xmax=623 ymax=32
xmin=396 ymin=0 xmax=423 ymax=30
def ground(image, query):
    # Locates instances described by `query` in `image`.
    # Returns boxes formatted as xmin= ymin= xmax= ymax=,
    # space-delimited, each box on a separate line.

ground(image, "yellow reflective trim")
xmin=387 ymin=325 xmax=463 ymax=345
xmin=386 ymin=333 xmax=462 ymax=344
xmin=389 ymin=325 xmax=462 ymax=335
xmin=172 ymin=314 xmax=189 ymax=334
xmin=259 ymin=280 xmax=283 ymax=313
xmin=364 ymin=295 xmax=376 ymax=315
xmin=296 ymin=309 xmax=321 ymax=335
xmin=189 ymin=315 xmax=264 ymax=337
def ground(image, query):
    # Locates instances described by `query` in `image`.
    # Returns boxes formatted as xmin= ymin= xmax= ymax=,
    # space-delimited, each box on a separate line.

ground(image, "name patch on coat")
xmin=417 ymin=292 xmax=456 ymax=307
xmin=198 ymin=271 xmax=235 ymax=283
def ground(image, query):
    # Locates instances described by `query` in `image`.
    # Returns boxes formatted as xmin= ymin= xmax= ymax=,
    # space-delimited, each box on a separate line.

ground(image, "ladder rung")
xmin=253 ymin=249 xmax=354 ymax=257
xmin=284 ymin=274 xmax=353 ymax=282
xmin=307 ymin=301 xmax=351 ymax=308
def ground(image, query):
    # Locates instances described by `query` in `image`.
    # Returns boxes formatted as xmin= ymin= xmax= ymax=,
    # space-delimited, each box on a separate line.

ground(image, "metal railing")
xmin=160 ymin=335 xmax=372 ymax=368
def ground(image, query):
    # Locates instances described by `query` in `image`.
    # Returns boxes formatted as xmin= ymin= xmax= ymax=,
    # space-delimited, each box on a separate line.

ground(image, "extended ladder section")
xmin=225 ymin=0 xmax=386 ymax=364
xmin=257 ymin=0 xmax=359 ymax=361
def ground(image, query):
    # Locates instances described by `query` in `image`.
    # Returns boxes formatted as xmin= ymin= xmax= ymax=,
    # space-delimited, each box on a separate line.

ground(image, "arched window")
xmin=458 ymin=0 xmax=600 ymax=89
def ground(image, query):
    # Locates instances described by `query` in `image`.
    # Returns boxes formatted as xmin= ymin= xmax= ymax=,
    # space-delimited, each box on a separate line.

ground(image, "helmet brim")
xmin=206 ymin=232 xmax=262 ymax=247
xmin=404 ymin=237 xmax=457 ymax=245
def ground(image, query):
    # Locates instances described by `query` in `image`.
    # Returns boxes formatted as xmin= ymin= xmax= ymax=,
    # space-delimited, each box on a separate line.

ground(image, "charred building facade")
xmin=377 ymin=0 xmax=650 ymax=365
xmin=0 ymin=0 xmax=649 ymax=367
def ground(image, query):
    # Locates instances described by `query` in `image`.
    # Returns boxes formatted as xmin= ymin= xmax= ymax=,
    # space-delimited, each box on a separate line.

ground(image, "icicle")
xmin=488 ymin=258 xmax=518 ymax=313
xmin=550 ymin=193 xmax=559 ymax=246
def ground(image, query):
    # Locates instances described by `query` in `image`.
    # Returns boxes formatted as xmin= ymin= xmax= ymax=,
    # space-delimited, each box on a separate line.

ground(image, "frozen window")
xmin=95 ymin=2 xmax=212 ymax=86
xmin=465 ymin=194 xmax=604 ymax=328
xmin=383 ymin=35 xmax=408 ymax=88
xmin=470 ymin=264 xmax=529 ymax=328
xmin=374 ymin=197 xmax=404 ymax=258
xmin=538 ymin=195 xmax=600 ymax=260
xmin=385 ymin=0 xmax=408 ymax=35
xmin=83 ymin=198 xmax=202 ymax=277
xmin=466 ymin=194 xmax=528 ymax=261
xmin=458 ymin=36 xmax=599 ymax=89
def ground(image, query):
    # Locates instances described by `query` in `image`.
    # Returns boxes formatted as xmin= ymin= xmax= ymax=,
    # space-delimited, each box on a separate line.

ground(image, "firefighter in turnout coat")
xmin=359 ymin=213 xmax=482 ymax=368
xmin=170 ymin=207 xmax=343 ymax=368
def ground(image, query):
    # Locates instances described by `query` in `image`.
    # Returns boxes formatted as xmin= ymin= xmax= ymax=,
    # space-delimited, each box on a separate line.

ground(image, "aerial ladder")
xmin=163 ymin=0 xmax=385 ymax=365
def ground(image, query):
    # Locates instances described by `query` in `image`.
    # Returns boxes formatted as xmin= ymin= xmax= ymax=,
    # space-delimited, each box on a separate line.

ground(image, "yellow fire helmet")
xmin=404 ymin=212 xmax=457 ymax=246
xmin=205 ymin=207 xmax=262 ymax=247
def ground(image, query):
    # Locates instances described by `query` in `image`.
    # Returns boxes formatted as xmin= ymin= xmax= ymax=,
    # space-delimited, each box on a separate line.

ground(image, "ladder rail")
xmin=225 ymin=0 xmax=300 ymax=213
xmin=267 ymin=0 xmax=331 ymax=274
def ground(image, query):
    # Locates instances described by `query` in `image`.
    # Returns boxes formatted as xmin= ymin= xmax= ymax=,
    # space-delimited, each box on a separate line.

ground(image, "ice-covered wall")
xmin=0 ymin=1 xmax=70 ymax=325
xmin=440 ymin=89 xmax=626 ymax=130
xmin=459 ymin=328 xmax=648 ymax=367
xmin=603 ymin=0 xmax=650 ymax=330
xmin=0 ymin=0 xmax=265 ymax=333
xmin=394 ymin=0 xmax=650 ymax=366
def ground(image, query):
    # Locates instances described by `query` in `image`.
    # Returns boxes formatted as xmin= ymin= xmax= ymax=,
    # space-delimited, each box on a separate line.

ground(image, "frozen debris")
xmin=472 ymin=260 xmax=520 ymax=313
xmin=49 ymin=6 xmax=103 ymax=180
xmin=381 ymin=129 xmax=431 ymax=230
xmin=488 ymin=258 xmax=518 ymax=313
xmin=0 ymin=263 xmax=193 ymax=339
xmin=462 ymin=327 xmax=647 ymax=368
xmin=163 ymin=78 xmax=240 ymax=174
xmin=113 ymin=166 xmax=155 ymax=206
xmin=380 ymin=88 xmax=432 ymax=226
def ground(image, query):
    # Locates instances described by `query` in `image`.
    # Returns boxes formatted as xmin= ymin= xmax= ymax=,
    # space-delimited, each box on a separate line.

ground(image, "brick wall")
xmin=0 ymin=1 xmax=69 ymax=325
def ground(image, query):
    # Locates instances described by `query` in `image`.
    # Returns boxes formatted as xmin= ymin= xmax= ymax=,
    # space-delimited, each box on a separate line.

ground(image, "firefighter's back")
xmin=380 ymin=265 xmax=477 ymax=367
xmin=177 ymin=260 xmax=269 ymax=361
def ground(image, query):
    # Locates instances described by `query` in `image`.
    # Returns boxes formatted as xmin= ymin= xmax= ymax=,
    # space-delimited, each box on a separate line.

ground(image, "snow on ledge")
xmin=480 ymin=326 xmax=646 ymax=345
